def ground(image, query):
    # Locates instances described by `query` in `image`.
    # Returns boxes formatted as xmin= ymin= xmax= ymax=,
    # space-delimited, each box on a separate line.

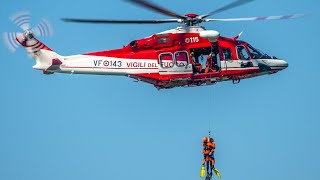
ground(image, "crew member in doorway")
xmin=205 ymin=53 xmax=214 ymax=73
xmin=191 ymin=51 xmax=202 ymax=73
xmin=212 ymin=50 xmax=220 ymax=72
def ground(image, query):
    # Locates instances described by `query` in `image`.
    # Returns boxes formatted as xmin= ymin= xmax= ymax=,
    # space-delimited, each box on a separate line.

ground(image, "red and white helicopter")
xmin=5 ymin=0 xmax=303 ymax=89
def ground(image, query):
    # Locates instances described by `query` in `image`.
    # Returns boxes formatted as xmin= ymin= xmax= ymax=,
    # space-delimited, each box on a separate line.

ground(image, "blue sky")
xmin=0 ymin=0 xmax=319 ymax=180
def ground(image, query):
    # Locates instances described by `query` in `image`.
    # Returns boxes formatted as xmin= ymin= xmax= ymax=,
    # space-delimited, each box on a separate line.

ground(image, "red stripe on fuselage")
xmin=61 ymin=66 xmax=158 ymax=70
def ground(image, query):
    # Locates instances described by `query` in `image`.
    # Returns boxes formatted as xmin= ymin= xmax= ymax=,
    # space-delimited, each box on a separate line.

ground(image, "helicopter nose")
xmin=261 ymin=59 xmax=288 ymax=71
xmin=257 ymin=59 xmax=289 ymax=73
xmin=277 ymin=59 xmax=289 ymax=70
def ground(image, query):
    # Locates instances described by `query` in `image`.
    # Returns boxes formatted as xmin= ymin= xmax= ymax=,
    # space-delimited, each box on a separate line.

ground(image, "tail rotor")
xmin=2 ymin=10 xmax=54 ymax=54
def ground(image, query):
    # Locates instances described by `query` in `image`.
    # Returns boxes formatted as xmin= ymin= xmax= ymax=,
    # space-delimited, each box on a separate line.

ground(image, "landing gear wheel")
xmin=232 ymin=76 xmax=241 ymax=84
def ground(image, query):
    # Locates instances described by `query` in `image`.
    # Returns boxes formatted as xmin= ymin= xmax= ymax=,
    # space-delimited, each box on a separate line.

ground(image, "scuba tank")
xmin=200 ymin=165 xmax=205 ymax=178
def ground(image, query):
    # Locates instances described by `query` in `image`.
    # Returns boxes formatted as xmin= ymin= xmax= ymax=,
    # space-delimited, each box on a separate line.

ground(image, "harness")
xmin=203 ymin=143 xmax=212 ymax=155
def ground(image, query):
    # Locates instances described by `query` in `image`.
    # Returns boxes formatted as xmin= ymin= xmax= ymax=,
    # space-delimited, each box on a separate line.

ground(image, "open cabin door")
xmin=190 ymin=45 xmax=224 ymax=74
xmin=158 ymin=51 xmax=193 ymax=76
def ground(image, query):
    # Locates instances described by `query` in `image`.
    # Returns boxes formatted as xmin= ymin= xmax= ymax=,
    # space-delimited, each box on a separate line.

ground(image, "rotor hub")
xmin=185 ymin=13 xmax=199 ymax=18
xmin=183 ymin=14 xmax=202 ymax=26
xmin=24 ymin=29 xmax=34 ymax=40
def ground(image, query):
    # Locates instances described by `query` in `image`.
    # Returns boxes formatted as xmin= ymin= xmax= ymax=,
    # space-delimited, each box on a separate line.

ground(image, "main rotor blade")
xmin=201 ymin=0 xmax=254 ymax=19
xmin=205 ymin=14 xmax=306 ymax=22
xmin=126 ymin=0 xmax=186 ymax=19
xmin=62 ymin=18 xmax=180 ymax=24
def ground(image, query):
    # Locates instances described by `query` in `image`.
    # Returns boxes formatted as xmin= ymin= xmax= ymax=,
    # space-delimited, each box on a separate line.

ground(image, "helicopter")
xmin=5 ymin=0 xmax=303 ymax=89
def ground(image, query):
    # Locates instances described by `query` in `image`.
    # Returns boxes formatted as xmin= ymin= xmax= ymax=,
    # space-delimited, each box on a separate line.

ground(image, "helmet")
xmin=210 ymin=138 xmax=214 ymax=142
xmin=203 ymin=137 xmax=208 ymax=143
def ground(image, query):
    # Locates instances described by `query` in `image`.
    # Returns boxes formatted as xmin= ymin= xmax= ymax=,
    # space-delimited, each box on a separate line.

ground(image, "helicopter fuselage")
xmin=18 ymin=26 xmax=288 ymax=89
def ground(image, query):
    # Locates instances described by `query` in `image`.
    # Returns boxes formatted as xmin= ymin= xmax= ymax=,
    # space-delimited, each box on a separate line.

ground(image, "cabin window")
xmin=236 ymin=46 xmax=250 ymax=60
xmin=223 ymin=48 xmax=232 ymax=60
xmin=159 ymin=53 xmax=174 ymax=68
xmin=175 ymin=51 xmax=188 ymax=67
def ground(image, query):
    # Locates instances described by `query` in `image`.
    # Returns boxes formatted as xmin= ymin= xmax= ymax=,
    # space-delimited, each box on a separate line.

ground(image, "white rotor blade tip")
xmin=32 ymin=18 xmax=54 ymax=37
xmin=10 ymin=11 xmax=31 ymax=31
xmin=2 ymin=32 xmax=21 ymax=53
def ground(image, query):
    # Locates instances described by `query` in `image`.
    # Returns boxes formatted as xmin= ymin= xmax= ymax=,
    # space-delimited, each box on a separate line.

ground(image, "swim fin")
xmin=213 ymin=168 xmax=221 ymax=178
xmin=200 ymin=165 xmax=205 ymax=178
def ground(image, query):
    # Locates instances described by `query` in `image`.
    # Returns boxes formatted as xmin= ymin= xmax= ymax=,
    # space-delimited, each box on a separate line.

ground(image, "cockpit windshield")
xmin=248 ymin=44 xmax=264 ymax=59
xmin=247 ymin=44 xmax=275 ymax=59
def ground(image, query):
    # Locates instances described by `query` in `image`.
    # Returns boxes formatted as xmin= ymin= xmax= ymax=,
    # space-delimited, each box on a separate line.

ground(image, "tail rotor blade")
xmin=2 ymin=32 xmax=22 ymax=53
xmin=10 ymin=11 xmax=31 ymax=31
xmin=32 ymin=18 xmax=53 ymax=37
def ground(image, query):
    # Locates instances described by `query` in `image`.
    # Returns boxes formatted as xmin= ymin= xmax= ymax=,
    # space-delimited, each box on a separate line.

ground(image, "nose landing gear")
xmin=232 ymin=76 xmax=241 ymax=84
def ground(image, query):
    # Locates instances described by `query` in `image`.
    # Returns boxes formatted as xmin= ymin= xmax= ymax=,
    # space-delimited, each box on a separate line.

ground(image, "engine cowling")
xmin=199 ymin=30 xmax=220 ymax=42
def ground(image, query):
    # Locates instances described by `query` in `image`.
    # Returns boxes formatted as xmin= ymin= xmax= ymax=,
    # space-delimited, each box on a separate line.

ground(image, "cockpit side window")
xmin=223 ymin=48 xmax=232 ymax=60
xmin=236 ymin=46 xmax=250 ymax=60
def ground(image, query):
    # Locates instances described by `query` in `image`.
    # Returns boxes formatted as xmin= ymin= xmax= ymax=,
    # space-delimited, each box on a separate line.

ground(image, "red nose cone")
xmin=185 ymin=13 xmax=198 ymax=18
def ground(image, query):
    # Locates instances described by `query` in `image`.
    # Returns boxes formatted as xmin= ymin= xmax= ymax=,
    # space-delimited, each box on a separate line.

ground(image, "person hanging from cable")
xmin=200 ymin=132 xmax=221 ymax=179
xmin=202 ymin=135 xmax=214 ymax=177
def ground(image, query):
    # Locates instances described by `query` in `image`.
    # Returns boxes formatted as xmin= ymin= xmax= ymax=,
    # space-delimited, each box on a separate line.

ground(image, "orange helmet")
xmin=203 ymin=137 xmax=208 ymax=143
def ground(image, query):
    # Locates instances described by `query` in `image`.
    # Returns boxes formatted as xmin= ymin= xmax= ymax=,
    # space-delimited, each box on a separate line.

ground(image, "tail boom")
xmin=16 ymin=31 xmax=63 ymax=73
